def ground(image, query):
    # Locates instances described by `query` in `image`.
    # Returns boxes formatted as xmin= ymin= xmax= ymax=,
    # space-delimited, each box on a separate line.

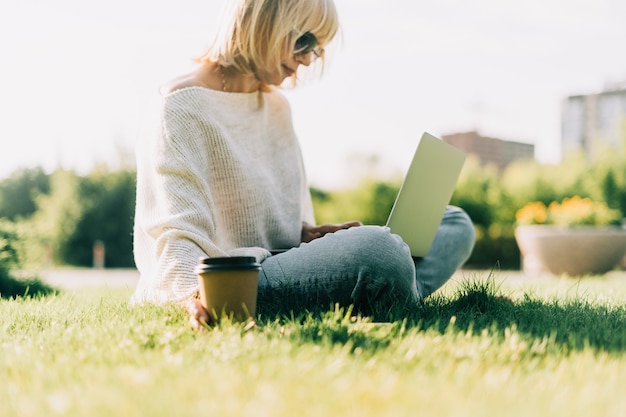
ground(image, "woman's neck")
xmin=199 ymin=61 xmax=261 ymax=93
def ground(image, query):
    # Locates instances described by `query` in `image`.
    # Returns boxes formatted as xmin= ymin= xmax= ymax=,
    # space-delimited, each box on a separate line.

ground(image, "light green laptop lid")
xmin=385 ymin=132 xmax=466 ymax=257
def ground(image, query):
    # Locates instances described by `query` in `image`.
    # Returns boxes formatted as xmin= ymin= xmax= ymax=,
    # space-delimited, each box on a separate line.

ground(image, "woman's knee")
xmin=441 ymin=206 xmax=476 ymax=258
xmin=337 ymin=226 xmax=417 ymax=307
xmin=340 ymin=226 xmax=416 ymax=285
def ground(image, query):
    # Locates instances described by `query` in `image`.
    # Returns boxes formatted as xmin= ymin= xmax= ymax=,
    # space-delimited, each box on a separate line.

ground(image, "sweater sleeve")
xmin=132 ymin=97 xmax=271 ymax=305
xmin=301 ymin=169 xmax=316 ymax=226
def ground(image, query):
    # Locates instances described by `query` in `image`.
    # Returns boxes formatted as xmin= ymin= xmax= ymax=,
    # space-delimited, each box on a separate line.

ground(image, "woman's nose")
xmin=295 ymin=52 xmax=315 ymax=67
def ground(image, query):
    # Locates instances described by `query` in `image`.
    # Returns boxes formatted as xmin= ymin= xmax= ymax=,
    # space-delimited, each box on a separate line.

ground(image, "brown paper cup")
xmin=195 ymin=256 xmax=261 ymax=322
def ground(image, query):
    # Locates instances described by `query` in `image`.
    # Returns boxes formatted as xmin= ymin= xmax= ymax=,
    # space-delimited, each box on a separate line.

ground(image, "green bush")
xmin=466 ymin=226 xmax=520 ymax=270
xmin=0 ymin=220 xmax=19 ymax=275
xmin=0 ymin=220 xmax=56 ymax=299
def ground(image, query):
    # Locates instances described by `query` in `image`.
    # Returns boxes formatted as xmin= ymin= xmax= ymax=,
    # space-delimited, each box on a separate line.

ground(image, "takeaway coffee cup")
xmin=194 ymin=256 xmax=261 ymax=322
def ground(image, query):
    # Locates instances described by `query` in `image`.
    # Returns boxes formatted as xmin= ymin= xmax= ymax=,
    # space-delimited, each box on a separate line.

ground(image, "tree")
xmin=0 ymin=167 xmax=50 ymax=220
xmin=64 ymin=166 xmax=136 ymax=267
xmin=28 ymin=169 xmax=83 ymax=266
xmin=25 ymin=165 xmax=137 ymax=268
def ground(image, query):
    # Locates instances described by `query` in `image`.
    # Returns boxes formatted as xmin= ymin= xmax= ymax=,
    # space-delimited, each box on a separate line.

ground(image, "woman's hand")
xmin=301 ymin=221 xmax=362 ymax=243
xmin=186 ymin=298 xmax=212 ymax=330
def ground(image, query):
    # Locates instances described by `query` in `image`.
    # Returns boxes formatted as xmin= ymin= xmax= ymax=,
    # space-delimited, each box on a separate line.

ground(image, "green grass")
xmin=3 ymin=273 xmax=626 ymax=416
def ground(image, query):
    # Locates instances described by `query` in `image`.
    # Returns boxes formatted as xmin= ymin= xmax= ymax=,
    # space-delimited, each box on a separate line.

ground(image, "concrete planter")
xmin=514 ymin=225 xmax=626 ymax=276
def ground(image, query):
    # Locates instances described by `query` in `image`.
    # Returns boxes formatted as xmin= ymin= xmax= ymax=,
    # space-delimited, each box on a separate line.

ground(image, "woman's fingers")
xmin=301 ymin=220 xmax=362 ymax=243
xmin=186 ymin=298 xmax=212 ymax=330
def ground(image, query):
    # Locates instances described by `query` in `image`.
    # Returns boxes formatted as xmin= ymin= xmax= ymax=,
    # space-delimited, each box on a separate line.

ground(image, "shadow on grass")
xmin=258 ymin=277 xmax=626 ymax=354
xmin=412 ymin=278 xmax=626 ymax=353
xmin=0 ymin=273 xmax=58 ymax=299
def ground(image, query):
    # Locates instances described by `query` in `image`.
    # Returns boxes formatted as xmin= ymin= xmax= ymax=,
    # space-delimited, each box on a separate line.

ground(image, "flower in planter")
xmin=516 ymin=196 xmax=622 ymax=226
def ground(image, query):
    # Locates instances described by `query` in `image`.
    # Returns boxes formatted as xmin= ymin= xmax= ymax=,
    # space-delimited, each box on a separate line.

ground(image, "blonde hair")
xmin=198 ymin=0 xmax=339 ymax=84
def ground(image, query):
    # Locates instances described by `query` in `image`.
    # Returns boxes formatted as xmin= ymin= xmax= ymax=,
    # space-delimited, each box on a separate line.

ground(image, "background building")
xmin=442 ymin=131 xmax=535 ymax=172
xmin=561 ymin=83 xmax=626 ymax=159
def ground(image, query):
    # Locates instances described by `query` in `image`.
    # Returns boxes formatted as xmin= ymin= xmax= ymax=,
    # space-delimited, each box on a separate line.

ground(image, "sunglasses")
xmin=294 ymin=32 xmax=323 ymax=58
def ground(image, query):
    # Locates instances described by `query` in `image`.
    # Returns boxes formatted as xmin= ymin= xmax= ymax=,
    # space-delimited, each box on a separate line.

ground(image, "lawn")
xmin=2 ymin=270 xmax=626 ymax=417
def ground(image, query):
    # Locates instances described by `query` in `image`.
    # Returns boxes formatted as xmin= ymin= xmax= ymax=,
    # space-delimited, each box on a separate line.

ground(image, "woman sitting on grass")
xmin=131 ymin=0 xmax=476 ymax=327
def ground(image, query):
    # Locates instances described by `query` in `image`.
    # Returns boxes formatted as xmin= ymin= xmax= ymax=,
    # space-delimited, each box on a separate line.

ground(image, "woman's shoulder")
xmin=259 ymin=87 xmax=288 ymax=110
xmin=160 ymin=67 xmax=220 ymax=95
xmin=264 ymin=88 xmax=292 ymax=119
xmin=161 ymin=75 xmax=192 ymax=95
xmin=158 ymin=72 xmax=221 ymax=117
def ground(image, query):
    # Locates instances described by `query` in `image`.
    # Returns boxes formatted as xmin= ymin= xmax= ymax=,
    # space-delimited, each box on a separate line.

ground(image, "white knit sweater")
xmin=131 ymin=87 xmax=315 ymax=304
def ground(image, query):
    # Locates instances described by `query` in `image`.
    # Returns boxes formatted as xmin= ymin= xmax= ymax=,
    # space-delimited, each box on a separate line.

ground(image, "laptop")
xmin=385 ymin=132 xmax=466 ymax=257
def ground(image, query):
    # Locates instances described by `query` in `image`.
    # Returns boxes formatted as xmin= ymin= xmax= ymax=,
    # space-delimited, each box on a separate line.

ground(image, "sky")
xmin=2 ymin=0 xmax=626 ymax=189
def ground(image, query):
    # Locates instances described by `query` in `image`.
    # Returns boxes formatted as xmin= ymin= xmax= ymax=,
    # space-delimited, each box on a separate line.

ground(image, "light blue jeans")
xmin=258 ymin=206 xmax=476 ymax=310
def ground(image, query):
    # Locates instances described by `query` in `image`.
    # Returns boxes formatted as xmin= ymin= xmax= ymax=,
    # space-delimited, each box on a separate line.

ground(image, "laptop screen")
xmin=386 ymin=133 xmax=466 ymax=257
